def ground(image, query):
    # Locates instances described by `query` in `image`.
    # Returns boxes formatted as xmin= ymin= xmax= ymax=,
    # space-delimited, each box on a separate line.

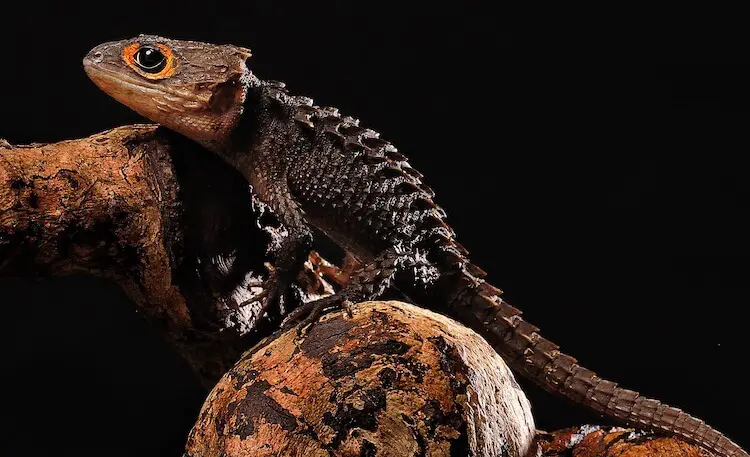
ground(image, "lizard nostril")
xmin=93 ymin=51 xmax=103 ymax=62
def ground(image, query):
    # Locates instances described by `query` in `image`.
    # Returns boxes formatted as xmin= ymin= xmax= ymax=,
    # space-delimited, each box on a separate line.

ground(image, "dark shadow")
xmin=0 ymin=274 xmax=205 ymax=456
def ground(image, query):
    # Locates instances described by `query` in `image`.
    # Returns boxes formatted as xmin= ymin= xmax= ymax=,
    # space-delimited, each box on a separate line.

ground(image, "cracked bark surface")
xmin=538 ymin=425 xmax=712 ymax=457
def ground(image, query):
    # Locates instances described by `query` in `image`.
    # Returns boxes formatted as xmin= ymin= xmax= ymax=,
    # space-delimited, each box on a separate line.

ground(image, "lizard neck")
xmin=198 ymin=74 xmax=265 ymax=159
xmin=206 ymin=77 xmax=312 ymax=226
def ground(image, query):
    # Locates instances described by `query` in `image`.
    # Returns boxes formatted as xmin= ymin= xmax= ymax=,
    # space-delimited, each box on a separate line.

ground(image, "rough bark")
xmin=537 ymin=425 xmax=712 ymax=457
xmin=184 ymin=300 xmax=537 ymax=457
xmin=0 ymin=126 xmax=287 ymax=386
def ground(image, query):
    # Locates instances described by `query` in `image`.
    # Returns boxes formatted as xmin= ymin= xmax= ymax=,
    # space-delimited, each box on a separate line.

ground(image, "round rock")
xmin=185 ymin=300 xmax=536 ymax=457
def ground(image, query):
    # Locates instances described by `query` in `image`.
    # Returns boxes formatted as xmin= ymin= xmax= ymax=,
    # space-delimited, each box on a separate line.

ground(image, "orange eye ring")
xmin=123 ymin=42 xmax=177 ymax=80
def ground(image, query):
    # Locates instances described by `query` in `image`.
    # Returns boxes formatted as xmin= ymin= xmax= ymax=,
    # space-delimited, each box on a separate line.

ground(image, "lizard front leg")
xmin=280 ymin=244 xmax=433 ymax=332
xmin=239 ymin=226 xmax=313 ymax=322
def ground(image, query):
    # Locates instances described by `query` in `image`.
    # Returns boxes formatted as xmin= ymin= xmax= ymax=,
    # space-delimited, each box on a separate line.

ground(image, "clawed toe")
xmin=280 ymin=295 xmax=353 ymax=334
xmin=295 ymin=301 xmax=328 ymax=334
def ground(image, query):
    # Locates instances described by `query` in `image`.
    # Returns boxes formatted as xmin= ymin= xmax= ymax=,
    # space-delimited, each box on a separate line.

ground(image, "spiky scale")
xmin=387 ymin=150 xmax=408 ymax=162
xmin=395 ymin=181 xmax=421 ymax=195
xmin=340 ymin=125 xmax=366 ymax=136
xmin=465 ymin=263 xmax=487 ymax=278
xmin=402 ymin=166 xmax=424 ymax=179
xmin=363 ymin=136 xmax=388 ymax=149
xmin=418 ymin=184 xmax=436 ymax=198
xmin=380 ymin=167 xmax=408 ymax=179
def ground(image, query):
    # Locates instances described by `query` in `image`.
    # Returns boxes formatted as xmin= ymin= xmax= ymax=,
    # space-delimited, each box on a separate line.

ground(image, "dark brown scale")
xmin=340 ymin=125 xmax=366 ymax=136
xmin=362 ymin=136 xmax=388 ymax=149
xmin=418 ymin=183 xmax=436 ymax=198
xmin=452 ymin=241 xmax=470 ymax=256
xmin=410 ymin=198 xmax=435 ymax=212
xmin=395 ymin=181 xmax=422 ymax=195
xmin=385 ymin=149 xmax=408 ymax=162
xmin=379 ymin=166 xmax=408 ymax=180
xmin=402 ymin=166 xmax=424 ymax=180
xmin=363 ymin=154 xmax=388 ymax=165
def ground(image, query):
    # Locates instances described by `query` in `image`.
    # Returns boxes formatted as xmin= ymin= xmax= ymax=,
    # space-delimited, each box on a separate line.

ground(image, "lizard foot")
xmin=280 ymin=294 xmax=354 ymax=335
xmin=236 ymin=268 xmax=299 ymax=323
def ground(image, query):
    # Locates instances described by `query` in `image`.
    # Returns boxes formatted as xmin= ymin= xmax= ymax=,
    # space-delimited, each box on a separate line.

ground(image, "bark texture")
xmin=537 ymin=425 xmax=712 ymax=457
xmin=185 ymin=300 xmax=537 ymax=457
xmin=0 ymin=126 xmax=281 ymax=386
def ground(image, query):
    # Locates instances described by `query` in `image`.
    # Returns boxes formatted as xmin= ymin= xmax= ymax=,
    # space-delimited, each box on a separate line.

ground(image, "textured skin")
xmin=84 ymin=36 xmax=747 ymax=457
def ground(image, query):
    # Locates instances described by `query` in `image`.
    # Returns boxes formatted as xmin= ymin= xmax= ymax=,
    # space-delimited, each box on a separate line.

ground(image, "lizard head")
xmin=84 ymin=35 xmax=252 ymax=147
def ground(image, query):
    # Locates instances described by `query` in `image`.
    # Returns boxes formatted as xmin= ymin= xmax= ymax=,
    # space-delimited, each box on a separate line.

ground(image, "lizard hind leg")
xmin=280 ymin=245 xmax=430 ymax=334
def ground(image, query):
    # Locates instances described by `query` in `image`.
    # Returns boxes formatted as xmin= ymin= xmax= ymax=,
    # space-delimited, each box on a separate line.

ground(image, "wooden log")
xmin=537 ymin=425 xmax=712 ymax=457
xmin=0 ymin=126 xmax=285 ymax=386
xmin=184 ymin=300 xmax=537 ymax=457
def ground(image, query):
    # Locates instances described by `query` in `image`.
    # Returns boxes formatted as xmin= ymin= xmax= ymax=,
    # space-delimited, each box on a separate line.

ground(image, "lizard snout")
xmin=83 ymin=49 xmax=104 ymax=65
xmin=82 ymin=41 xmax=121 ymax=74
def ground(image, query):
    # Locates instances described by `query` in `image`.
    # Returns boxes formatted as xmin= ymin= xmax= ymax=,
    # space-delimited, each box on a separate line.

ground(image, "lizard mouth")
xmin=85 ymin=63 xmax=166 ymax=98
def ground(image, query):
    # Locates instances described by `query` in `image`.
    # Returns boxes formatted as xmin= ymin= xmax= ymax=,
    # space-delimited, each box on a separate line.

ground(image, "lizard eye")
xmin=133 ymin=46 xmax=167 ymax=73
xmin=123 ymin=42 xmax=176 ymax=79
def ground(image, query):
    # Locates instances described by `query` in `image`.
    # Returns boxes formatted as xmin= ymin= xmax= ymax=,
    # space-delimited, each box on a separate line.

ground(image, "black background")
xmin=1 ymin=3 xmax=748 ymax=455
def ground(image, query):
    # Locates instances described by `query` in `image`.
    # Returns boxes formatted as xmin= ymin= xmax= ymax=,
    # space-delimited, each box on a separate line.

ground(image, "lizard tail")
xmin=440 ymin=265 xmax=747 ymax=457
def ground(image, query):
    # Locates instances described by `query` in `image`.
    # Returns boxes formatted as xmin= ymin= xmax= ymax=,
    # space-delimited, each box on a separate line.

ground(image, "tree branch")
xmin=1 ymin=125 xmax=276 ymax=387
xmin=538 ymin=425 xmax=711 ymax=457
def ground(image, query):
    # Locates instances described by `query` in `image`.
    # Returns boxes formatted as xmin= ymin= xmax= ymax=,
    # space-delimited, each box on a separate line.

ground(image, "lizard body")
xmin=83 ymin=35 xmax=747 ymax=457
